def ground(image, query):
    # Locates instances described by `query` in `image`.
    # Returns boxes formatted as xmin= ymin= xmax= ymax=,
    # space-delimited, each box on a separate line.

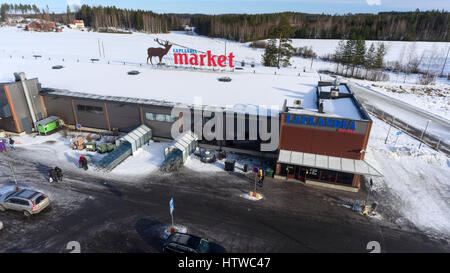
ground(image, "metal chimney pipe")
xmin=14 ymin=72 xmax=38 ymax=130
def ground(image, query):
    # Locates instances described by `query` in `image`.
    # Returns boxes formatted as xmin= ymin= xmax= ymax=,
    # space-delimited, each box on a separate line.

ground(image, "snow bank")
xmin=367 ymin=115 xmax=450 ymax=238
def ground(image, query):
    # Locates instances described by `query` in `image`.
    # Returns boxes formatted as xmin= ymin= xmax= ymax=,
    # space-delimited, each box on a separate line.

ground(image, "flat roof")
xmin=285 ymin=84 xmax=366 ymax=120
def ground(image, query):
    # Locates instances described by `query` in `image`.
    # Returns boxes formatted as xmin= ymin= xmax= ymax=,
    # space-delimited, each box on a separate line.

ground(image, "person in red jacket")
xmin=78 ymin=155 xmax=88 ymax=170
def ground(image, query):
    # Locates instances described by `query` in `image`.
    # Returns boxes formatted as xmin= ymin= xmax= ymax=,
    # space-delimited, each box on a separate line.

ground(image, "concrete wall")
xmin=42 ymin=96 xmax=76 ymax=125
xmin=0 ymin=79 xmax=46 ymax=133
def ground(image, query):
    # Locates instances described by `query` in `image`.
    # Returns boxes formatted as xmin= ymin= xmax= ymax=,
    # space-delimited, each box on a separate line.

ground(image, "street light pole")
xmin=384 ymin=123 xmax=392 ymax=144
xmin=8 ymin=161 xmax=18 ymax=186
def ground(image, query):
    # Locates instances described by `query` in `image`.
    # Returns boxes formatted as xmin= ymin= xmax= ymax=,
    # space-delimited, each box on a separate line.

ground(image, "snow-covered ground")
xmin=353 ymin=80 xmax=450 ymax=120
xmin=366 ymin=116 xmax=450 ymax=239
xmin=1 ymin=131 xmax=169 ymax=178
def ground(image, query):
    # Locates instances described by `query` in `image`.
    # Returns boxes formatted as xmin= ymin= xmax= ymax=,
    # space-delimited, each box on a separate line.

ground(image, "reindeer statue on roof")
xmin=147 ymin=38 xmax=172 ymax=65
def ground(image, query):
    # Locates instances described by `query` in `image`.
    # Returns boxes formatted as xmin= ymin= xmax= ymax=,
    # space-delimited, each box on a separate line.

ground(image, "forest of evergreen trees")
xmin=1 ymin=3 xmax=448 ymax=42
xmin=190 ymin=10 xmax=449 ymax=42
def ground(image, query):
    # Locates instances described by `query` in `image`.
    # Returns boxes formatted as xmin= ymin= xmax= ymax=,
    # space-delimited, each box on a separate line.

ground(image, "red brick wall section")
xmin=280 ymin=126 xmax=366 ymax=160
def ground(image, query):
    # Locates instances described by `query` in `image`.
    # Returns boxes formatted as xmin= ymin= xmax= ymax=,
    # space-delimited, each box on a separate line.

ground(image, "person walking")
xmin=0 ymin=140 xmax=7 ymax=153
xmin=258 ymin=169 xmax=264 ymax=187
xmin=78 ymin=155 xmax=85 ymax=168
xmin=79 ymin=155 xmax=88 ymax=171
xmin=55 ymin=166 xmax=63 ymax=181
xmin=9 ymin=137 xmax=16 ymax=151
xmin=49 ymin=168 xmax=58 ymax=183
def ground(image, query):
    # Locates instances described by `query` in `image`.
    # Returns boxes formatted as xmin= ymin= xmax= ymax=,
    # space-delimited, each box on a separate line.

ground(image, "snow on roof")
xmin=0 ymin=27 xmax=364 ymax=119
xmin=4 ymin=56 xmax=320 ymax=114
xmin=321 ymin=97 xmax=363 ymax=120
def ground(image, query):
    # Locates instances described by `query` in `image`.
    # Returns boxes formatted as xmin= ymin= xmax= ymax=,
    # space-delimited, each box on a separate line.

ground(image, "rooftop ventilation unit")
xmin=331 ymin=90 xmax=339 ymax=98
xmin=318 ymin=102 xmax=324 ymax=113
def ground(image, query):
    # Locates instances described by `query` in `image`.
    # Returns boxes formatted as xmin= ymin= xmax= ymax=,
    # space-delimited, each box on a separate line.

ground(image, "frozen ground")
xmin=1 ymin=131 xmax=169 ymax=179
xmin=353 ymin=80 xmax=450 ymax=120
xmin=365 ymin=115 xmax=450 ymax=239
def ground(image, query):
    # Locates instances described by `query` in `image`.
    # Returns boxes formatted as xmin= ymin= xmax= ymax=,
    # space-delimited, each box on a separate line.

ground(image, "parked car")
xmin=162 ymin=232 xmax=210 ymax=253
xmin=0 ymin=219 xmax=3 ymax=231
xmin=200 ymin=150 xmax=216 ymax=163
xmin=0 ymin=189 xmax=50 ymax=216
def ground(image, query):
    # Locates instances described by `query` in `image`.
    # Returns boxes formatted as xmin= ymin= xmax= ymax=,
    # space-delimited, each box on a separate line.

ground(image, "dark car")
xmin=200 ymin=150 xmax=216 ymax=163
xmin=162 ymin=232 xmax=210 ymax=253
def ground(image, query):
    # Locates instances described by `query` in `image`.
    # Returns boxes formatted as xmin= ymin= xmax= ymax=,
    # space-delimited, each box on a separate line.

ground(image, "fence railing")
xmin=347 ymin=84 xmax=450 ymax=156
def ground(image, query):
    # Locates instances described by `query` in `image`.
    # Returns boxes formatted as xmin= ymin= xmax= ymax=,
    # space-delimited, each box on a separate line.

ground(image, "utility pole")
xmin=418 ymin=120 xmax=430 ymax=151
xmin=102 ymin=41 xmax=105 ymax=58
xmin=98 ymin=39 xmax=102 ymax=58
xmin=384 ymin=122 xmax=392 ymax=144
xmin=8 ymin=161 xmax=18 ymax=186
xmin=278 ymin=33 xmax=282 ymax=68
xmin=440 ymin=46 xmax=449 ymax=77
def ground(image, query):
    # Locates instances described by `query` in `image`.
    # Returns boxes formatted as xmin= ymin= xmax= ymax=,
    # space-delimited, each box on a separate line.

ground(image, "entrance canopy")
xmin=278 ymin=150 xmax=383 ymax=177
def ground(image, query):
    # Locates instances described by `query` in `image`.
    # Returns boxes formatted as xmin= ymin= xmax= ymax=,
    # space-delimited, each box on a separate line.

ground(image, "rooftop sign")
xmin=172 ymin=48 xmax=235 ymax=68
xmin=285 ymin=114 xmax=356 ymax=132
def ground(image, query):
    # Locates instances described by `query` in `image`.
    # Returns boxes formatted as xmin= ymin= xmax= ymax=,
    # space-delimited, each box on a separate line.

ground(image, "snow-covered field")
xmin=0 ymin=27 xmax=448 ymax=112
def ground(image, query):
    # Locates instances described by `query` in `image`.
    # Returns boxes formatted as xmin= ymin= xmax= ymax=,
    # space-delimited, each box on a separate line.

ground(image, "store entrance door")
xmin=295 ymin=166 xmax=306 ymax=182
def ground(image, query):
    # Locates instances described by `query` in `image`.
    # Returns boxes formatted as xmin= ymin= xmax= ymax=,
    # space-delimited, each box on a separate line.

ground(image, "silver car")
xmin=0 ymin=189 xmax=50 ymax=216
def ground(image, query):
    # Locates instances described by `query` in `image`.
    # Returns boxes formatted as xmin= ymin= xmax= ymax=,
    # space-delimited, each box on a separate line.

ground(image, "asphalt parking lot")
xmin=0 ymin=150 xmax=449 ymax=253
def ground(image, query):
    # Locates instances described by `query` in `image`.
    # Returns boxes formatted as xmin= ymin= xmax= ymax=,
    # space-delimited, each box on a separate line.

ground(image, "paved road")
xmin=346 ymin=82 xmax=450 ymax=153
xmin=0 ymin=152 xmax=449 ymax=253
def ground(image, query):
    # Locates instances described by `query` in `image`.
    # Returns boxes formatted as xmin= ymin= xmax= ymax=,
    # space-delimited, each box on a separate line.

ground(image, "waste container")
xmin=107 ymin=143 xmax=115 ymax=152
xmin=265 ymin=168 xmax=274 ymax=178
xmin=85 ymin=142 xmax=96 ymax=152
xmin=224 ymin=160 xmax=235 ymax=172
xmin=243 ymin=164 xmax=248 ymax=172
xmin=97 ymin=143 xmax=107 ymax=154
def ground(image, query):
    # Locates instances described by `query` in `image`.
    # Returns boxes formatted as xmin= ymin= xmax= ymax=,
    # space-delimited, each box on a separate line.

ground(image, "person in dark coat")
xmin=49 ymin=168 xmax=58 ymax=183
xmin=54 ymin=167 xmax=63 ymax=181
xmin=9 ymin=138 xmax=16 ymax=150
xmin=258 ymin=169 xmax=264 ymax=187
xmin=82 ymin=157 xmax=88 ymax=170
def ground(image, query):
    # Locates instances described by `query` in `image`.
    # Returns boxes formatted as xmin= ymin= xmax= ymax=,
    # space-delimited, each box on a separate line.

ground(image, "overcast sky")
xmin=6 ymin=0 xmax=449 ymax=14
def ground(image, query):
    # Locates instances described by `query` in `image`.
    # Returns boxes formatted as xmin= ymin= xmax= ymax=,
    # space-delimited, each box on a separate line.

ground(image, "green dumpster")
xmin=85 ymin=142 xmax=96 ymax=152
xmin=107 ymin=143 xmax=114 ymax=153
xmin=36 ymin=116 xmax=62 ymax=135
xmin=265 ymin=168 xmax=274 ymax=178
xmin=97 ymin=143 xmax=107 ymax=154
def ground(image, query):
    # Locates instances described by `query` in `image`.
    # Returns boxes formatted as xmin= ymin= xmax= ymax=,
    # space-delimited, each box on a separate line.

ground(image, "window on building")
xmin=319 ymin=170 xmax=336 ymax=183
xmin=306 ymin=168 xmax=319 ymax=180
xmin=166 ymin=115 xmax=176 ymax=122
xmin=145 ymin=113 xmax=155 ymax=121
xmin=145 ymin=112 xmax=177 ymax=123
xmin=336 ymin=172 xmax=354 ymax=186
xmin=77 ymin=104 xmax=103 ymax=114
xmin=155 ymin=114 xmax=166 ymax=122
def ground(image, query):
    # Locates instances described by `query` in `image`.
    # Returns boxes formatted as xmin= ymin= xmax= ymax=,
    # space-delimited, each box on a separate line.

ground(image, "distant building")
xmin=69 ymin=20 xmax=84 ymax=29
xmin=25 ymin=21 xmax=56 ymax=32
xmin=25 ymin=21 xmax=42 ymax=32
xmin=184 ymin=25 xmax=195 ymax=35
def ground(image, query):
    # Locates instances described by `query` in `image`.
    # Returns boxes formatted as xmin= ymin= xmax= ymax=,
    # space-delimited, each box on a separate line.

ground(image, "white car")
xmin=0 ymin=189 xmax=50 ymax=216
xmin=0 ymin=220 xmax=3 ymax=230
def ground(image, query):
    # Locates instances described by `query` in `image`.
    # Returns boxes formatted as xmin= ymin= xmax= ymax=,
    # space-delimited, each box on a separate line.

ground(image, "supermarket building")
xmin=0 ymin=72 xmax=382 ymax=192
